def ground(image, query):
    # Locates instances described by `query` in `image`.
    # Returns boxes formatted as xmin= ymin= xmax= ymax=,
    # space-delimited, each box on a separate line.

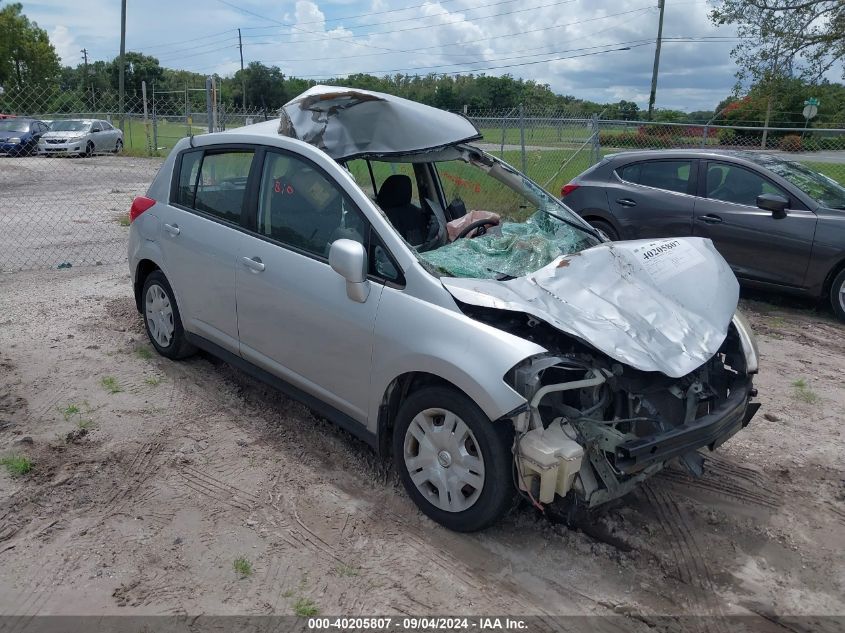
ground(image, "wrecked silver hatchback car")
xmin=128 ymin=86 xmax=760 ymax=531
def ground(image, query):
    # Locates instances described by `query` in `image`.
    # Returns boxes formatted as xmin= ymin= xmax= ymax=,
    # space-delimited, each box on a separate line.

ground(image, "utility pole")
xmin=238 ymin=28 xmax=246 ymax=109
xmin=118 ymin=0 xmax=127 ymax=132
xmin=647 ymin=0 xmax=665 ymax=121
xmin=81 ymin=48 xmax=90 ymax=107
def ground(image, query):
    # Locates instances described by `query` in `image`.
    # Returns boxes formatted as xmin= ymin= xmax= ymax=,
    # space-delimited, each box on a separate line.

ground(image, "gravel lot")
xmin=0 ymin=154 xmax=162 ymax=271
xmin=1 ymin=263 xmax=843 ymax=630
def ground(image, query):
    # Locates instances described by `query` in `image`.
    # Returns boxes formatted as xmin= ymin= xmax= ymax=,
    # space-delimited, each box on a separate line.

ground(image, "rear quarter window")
xmin=618 ymin=160 xmax=692 ymax=194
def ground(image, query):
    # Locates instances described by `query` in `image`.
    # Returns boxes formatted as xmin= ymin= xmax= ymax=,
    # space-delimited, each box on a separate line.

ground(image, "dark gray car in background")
xmin=561 ymin=150 xmax=845 ymax=320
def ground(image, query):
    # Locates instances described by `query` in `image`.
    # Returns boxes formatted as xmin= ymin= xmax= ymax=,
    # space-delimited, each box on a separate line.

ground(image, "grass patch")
xmin=116 ymin=213 xmax=131 ymax=227
xmin=293 ymin=597 xmax=319 ymax=617
xmin=144 ymin=376 xmax=162 ymax=386
xmin=1 ymin=455 xmax=33 ymax=477
xmin=100 ymin=376 xmax=122 ymax=394
xmin=792 ymin=379 xmax=820 ymax=404
xmin=61 ymin=404 xmax=81 ymax=421
xmin=77 ymin=418 xmax=94 ymax=430
xmin=233 ymin=557 xmax=252 ymax=577
xmin=767 ymin=315 xmax=787 ymax=329
xmin=334 ymin=563 xmax=359 ymax=577
xmin=135 ymin=346 xmax=154 ymax=360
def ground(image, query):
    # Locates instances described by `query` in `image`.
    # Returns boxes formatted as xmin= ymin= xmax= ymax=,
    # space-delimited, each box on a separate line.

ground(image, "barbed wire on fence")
xmin=1 ymin=88 xmax=844 ymax=272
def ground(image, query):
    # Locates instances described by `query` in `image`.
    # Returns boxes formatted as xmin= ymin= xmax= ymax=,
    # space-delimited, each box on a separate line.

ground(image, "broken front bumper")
xmin=614 ymin=375 xmax=759 ymax=475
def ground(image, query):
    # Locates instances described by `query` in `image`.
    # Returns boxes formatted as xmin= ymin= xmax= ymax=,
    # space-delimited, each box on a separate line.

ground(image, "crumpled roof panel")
xmin=278 ymin=85 xmax=481 ymax=160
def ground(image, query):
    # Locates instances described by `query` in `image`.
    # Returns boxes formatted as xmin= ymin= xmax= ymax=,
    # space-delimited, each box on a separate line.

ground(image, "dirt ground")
xmin=1 ymin=264 xmax=844 ymax=630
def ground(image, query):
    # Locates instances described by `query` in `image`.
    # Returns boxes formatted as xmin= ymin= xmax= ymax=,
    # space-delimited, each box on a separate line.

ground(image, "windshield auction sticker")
xmin=634 ymin=239 xmax=706 ymax=285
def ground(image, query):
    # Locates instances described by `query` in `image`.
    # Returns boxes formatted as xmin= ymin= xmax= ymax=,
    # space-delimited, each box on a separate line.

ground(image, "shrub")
xmin=718 ymin=129 xmax=737 ymax=146
xmin=778 ymin=134 xmax=803 ymax=152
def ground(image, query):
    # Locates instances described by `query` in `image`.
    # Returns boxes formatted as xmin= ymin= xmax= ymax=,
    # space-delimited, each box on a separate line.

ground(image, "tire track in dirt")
xmin=657 ymin=453 xmax=781 ymax=511
xmin=641 ymin=484 xmax=729 ymax=633
xmin=176 ymin=464 xmax=258 ymax=512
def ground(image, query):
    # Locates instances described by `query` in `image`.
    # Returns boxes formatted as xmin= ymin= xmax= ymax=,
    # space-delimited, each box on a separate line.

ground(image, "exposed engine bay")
xmin=463 ymin=302 xmax=760 ymax=511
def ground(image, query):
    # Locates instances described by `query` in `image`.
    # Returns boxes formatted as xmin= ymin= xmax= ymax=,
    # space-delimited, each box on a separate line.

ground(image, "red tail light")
xmin=561 ymin=183 xmax=579 ymax=197
xmin=129 ymin=196 xmax=155 ymax=223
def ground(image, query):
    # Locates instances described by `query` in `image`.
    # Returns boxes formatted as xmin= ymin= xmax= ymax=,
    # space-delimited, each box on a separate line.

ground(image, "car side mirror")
xmin=757 ymin=193 xmax=789 ymax=219
xmin=329 ymin=239 xmax=369 ymax=303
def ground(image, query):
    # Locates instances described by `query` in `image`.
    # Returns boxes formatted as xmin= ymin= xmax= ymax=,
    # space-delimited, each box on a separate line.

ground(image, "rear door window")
xmin=176 ymin=149 xmax=254 ymax=224
xmin=618 ymin=160 xmax=693 ymax=195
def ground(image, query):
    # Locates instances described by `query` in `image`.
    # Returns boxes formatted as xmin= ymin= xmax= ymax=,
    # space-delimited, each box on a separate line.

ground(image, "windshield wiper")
xmin=539 ymin=208 xmax=603 ymax=241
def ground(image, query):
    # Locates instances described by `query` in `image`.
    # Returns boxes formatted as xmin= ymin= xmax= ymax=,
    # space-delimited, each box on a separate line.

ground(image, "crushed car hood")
xmin=278 ymin=85 xmax=481 ymax=161
xmin=441 ymin=237 xmax=739 ymax=378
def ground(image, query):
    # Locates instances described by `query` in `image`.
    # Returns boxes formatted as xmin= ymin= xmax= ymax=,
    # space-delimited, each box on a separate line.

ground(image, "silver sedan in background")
xmin=39 ymin=119 xmax=123 ymax=157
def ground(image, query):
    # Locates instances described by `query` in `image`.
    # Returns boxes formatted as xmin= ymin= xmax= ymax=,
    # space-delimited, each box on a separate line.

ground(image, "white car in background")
xmin=39 ymin=119 xmax=123 ymax=157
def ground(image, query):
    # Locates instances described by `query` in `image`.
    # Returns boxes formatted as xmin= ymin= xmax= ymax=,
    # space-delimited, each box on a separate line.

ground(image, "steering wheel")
xmin=455 ymin=218 xmax=499 ymax=240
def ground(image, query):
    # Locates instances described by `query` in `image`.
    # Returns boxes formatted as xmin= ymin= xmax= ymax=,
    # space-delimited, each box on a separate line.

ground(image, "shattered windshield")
xmin=419 ymin=152 xmax=600 ymax=279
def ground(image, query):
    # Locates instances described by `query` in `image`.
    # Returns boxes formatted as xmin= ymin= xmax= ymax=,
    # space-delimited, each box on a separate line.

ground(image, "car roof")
xmin=227 ymin=85 xmax=481 ymax=161
xmin=603 ymin=148 xmax=783 ymax=163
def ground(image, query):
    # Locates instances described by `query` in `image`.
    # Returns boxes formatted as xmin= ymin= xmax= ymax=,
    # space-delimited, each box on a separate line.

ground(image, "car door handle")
xmin=163 ymin=223 xmax=180 ymax=236
xmin=241 ymin=256 xmax=265 ymax=272
xmin=616 ymin=198 xmax=637 ymax=207
xmin=698 ymin=214 xmax=723 ymax=224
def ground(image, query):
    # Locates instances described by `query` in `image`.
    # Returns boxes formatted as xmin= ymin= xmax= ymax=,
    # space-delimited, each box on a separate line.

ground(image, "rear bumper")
xmin=615 ymin=375 xmax=758 ymax=474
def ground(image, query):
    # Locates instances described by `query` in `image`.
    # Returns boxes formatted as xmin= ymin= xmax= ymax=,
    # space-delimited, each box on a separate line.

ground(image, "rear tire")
xmin=588 ymin=219 xmax=619 ymax=241
xmin=830 ymin=269 xmax=845 ymax=322
xmin=142 ymin=271 xmax=196 ymax=360
xmin=393 ymin=386 xmax=515 ymax=532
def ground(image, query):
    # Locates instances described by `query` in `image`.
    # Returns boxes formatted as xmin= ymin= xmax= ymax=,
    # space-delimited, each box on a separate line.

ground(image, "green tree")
xmin=711 ymin=0 xmax=844 ymax=83
xmin=108 ymin=51 xmax=164 ymax=97
xmin=0 ymin=2 xmax=61 ymax=93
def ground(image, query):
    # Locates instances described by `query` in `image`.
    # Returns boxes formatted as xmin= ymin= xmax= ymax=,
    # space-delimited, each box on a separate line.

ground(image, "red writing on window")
xmin=274 ymin=180 xmax=294 ymax=194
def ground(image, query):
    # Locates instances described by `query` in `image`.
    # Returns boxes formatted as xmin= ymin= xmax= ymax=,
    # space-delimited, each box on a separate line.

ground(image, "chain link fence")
xmin=465 ymin=107 xmax=845 ymax=198
xmin=0 ymin=86 xmax=268 ymax=272
xmin=2 ymin=91 xmax=843 ymax=272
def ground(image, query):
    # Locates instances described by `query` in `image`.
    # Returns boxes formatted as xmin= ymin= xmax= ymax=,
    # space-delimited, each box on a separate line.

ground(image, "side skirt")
xmin=184 ymin=332 xmax=379 ymax=450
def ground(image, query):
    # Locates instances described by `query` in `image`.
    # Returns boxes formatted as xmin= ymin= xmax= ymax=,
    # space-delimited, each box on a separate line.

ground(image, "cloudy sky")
xmin=21 ymin=0 xmax=760 ymax=111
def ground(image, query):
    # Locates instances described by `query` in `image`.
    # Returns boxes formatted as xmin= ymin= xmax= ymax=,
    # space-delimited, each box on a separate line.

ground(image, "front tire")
xmin=830 ymin=269 xmax=845 ymax=322
xmin=114 ymin=139 xmax=123 ymax=154
xmin=142 ymin=271 xmax=196 ymax=360
xmin=83 ymin=141 xmax=94 ymax=157
xmin=393 ymin=386 xmax=515 ymax=532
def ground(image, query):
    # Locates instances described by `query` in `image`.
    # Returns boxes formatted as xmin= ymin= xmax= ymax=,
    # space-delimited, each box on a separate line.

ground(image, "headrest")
xmin=707 ymin=168 xmax=723 ymax=193
xmin=377 ymin=174 xmax=412 ymax=208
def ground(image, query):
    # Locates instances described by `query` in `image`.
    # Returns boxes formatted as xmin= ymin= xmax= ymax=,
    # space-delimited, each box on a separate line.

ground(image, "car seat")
xmin=712 ymin=167 xmax=762 ymax=206
xmin=376 ymin=174 xmax=430 ymax=246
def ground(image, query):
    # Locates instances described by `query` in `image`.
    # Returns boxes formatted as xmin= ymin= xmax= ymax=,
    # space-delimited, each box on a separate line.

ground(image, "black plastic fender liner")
xmin=614 ymin=375 xmax=757 ymax=474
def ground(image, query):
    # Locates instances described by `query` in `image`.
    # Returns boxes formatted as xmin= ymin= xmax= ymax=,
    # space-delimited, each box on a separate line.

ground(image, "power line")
xmin=214 ymin=0 xmax=401 ymax=55
xmin=140 ymin=28 xmax=237 ymax=51
xmin=296 ymin=43 xmax=645 ymax=79
xmin=240 ymin=0 xmax=506 ymax=29
xmin=152 ymin=36 xmax=239 ymax=61
xmin=258 ymin=6 xmax=656 ymax=54
xmin=240 ymin=0 xmax=570 ymax=39
xmin=244 ymin=17 xmax=640 ymax=63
